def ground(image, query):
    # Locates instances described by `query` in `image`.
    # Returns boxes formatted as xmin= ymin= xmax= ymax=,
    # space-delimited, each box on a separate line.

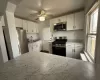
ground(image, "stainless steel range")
xmin=52 ymin=37 xmax=67 ymax=57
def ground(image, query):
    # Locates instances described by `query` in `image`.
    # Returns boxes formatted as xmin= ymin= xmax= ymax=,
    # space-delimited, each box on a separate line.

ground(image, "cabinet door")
xmin=66 ymin=44 xmax=74 ymax=58
xmin=28 ymin=43 xmax=33 ymax=52
xmin=56 ymin=17 xmax=62 ymax=23
xmin=33 ymin=41 xmax=42 ymax=52
xmin=75 ymin=45 xmax=83 ymax=59
xmin=75 ymin=11 xmax=84 ymax=30
xmin=15 ymin=18 xmax=23 ymax=27
xmin=31 ymin=22 xmax=35 ymax=33
xmin=67 ymin=14 xmax=74 ymax=30
xmin=27 ymin=21 xmax=32 ymax=33
xmin=50 ymin=19 xmax=54 ymax=32
xmin=22 ymin=20 xmax=28 ymax=32
xmin=35 ymin=23 xmax=39 ymax=33
xmin=27 ymin=21 xmax=34 ymax=33
xmin=62 ymin=16 xmax=67 ymax=22
xmin=34 ymin=23 xmax=39 ymax=33
xmin=57 ymin=16 xmax=67 ymax=23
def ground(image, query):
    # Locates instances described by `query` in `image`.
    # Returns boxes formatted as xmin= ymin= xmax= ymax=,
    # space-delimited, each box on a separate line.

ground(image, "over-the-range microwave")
xmin=54 ymin=22 xmax=67 ymax=31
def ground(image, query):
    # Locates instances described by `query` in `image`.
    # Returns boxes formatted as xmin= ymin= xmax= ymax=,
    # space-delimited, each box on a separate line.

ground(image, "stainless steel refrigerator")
xmin=3 ymin=27 xmax=29 ymax=60
xmin=16 ymin=28 xmax=29 ymax=54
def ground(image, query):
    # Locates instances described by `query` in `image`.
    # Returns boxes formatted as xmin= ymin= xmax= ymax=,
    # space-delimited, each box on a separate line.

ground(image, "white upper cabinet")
xmin=27 ymin=21 xmax=39 ymax=33
xmin=15 ymin=18 xmax=23 ymax=27
xmin=50 ymin=19 xmax=55 ymax=32
xmin=67 ymin=11 xmax=84 ymax=30
xmin=74 ymin=11 xmax=84 ymax=30
xmin=67 ymin=14 xmax=74 ymax=30
xmin=50 ymin=16 xmax=67 ymax=32
xmin=27 ymin=21 xmax=34 ymax=33
xmin=22 ymin=20 xmax=28 ymax=32
xmin=50 ymin=11 xmax=84 ymax=32
xmin=34 ymin=23 xmax=39 ymax=33
xmin=57 ymin=16 xmax=67 ymax=23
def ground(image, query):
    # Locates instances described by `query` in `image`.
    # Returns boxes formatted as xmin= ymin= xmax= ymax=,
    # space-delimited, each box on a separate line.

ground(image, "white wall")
xmin=0 ymin=20 xmax=8 ymax=63
xmin=53 ymin=30 xmax=84 ymax=41
xmin=27 ymin=33 xmax=39 ymax=40
xmin=4 ymin=2 xmax=21 ymax=59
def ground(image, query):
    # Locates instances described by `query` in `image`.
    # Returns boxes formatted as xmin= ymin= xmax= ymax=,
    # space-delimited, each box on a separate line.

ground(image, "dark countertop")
xmin=28 ymin=39 xmax=41 ymax=43
xmin=0 ymin=52 xmax=99 ymax=80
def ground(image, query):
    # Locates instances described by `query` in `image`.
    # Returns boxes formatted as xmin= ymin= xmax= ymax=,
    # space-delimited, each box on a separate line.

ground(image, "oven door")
xmin=52 ymin=46 xmax=66 ymax=57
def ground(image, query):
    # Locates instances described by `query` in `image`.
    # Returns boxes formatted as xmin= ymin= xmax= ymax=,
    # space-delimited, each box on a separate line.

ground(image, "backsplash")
xmin=53 ymin=30 xmax=84 ymax=41
xmin=27 ymin=33 xmax=39 ymax=41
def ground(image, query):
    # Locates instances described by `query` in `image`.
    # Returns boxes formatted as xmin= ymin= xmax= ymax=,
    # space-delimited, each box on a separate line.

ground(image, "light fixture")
xmin=39 ymin=16 xmax=45 ymax=21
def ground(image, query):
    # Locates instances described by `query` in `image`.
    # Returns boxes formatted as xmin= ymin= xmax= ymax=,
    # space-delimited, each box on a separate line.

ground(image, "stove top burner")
xmin=52 ymin=39 xmax=67 ymax=47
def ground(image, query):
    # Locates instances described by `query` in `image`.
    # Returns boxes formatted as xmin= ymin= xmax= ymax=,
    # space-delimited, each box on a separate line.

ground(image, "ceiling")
xmin=15 ymin=0 xmax=85 ymax=21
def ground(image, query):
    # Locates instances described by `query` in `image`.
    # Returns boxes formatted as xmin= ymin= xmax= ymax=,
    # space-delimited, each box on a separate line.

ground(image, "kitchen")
xmin=0 ymin=0 xmax=100 ymax=80
xmin=1 ymin=9 xmax=84 ymax=60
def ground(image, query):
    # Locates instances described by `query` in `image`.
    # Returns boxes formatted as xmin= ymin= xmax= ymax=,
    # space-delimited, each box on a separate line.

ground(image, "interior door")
xmin=42 ymin=28 xmax=52 ymax=40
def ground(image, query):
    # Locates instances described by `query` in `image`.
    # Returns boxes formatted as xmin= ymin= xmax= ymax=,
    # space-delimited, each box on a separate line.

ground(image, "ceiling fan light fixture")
xmin=39 ymin=16 xmax=45 ymax=21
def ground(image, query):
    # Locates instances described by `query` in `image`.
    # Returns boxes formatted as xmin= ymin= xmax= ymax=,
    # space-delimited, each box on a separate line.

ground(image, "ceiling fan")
xmin=37 ymin=10 xmax=47 ymax=21
xmin=29 ymin=9 xmax=53 ymax=21
xmin=28 ymin=0 xmax=53 ymax=21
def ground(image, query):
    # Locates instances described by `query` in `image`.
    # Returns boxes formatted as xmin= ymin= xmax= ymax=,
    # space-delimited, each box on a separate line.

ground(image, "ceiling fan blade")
xmin=30 ymin=10 xmax=38 ymax=14
xmin=28 ymin=14 xmax=38 ymax=20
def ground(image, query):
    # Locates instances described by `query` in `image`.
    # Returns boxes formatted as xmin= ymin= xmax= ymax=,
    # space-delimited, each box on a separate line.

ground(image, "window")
xmin=86 ymin=7 xmax=99 ymax=60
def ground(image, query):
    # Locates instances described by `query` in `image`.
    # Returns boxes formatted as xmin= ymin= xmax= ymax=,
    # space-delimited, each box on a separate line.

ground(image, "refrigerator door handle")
xmin=18 ymin=45 xmax=21 ymax=54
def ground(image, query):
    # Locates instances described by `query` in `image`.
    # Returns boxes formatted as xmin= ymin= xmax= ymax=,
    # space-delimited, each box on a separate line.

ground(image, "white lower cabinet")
xmin=28 ymin=43 xmax=33 ymax=52
xmin=28 ymin=41 xmax=42 ymax=52
xmin=33 ymin=41 xmax=42 ymax=52
xmin=66 ymin=43 xmax=74 ymax=58
xmin=74 ymin=44 xmax=83 ymax=58
xmin=66 ymin=42 xmax=83 ymax=59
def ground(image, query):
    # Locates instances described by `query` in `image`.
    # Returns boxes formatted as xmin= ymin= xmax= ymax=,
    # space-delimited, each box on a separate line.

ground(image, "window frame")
xmin=86 ymin=2 xmax=99 ymax=61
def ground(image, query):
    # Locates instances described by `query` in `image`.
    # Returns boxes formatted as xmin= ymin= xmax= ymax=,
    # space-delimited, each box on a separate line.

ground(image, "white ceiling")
xmin=15 ymin=0 xmax=85 ymax=21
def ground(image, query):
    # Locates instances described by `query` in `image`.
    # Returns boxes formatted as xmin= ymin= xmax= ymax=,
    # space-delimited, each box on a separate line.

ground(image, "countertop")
xmin=28 ymin=39 xmax=41 ymax=43
xmin=0 ymin=52 xmax=99 ymax=80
